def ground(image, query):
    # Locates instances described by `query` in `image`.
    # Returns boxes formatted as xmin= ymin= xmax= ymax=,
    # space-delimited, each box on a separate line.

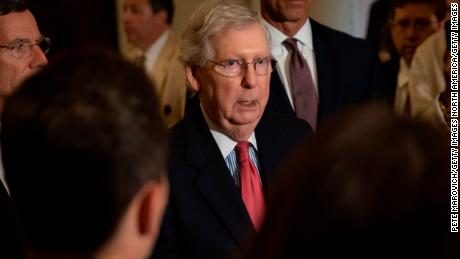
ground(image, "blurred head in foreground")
xmin=1 ymin=49 xmax=169 ymax=259
xmin=243 ymin=102 xmax=456 ymax=259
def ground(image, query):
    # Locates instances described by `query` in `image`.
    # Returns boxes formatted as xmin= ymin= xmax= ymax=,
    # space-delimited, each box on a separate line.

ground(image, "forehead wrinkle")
xmin=211 ymin=39 xmax=268 ymax=57
xmin=0 ymin=11 xmax=41 ymax=43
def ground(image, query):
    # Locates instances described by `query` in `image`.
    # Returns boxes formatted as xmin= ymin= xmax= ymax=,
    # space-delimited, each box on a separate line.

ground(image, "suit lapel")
xmin=311 ymin=19 xmax=336 ymax=122
xmin=184 ymin=110 xmax=255 ymax=247
xmin=254 ymin=118 xmax=278 ymax=190
xmin=268 ymin=70 xmax=296 ymax=115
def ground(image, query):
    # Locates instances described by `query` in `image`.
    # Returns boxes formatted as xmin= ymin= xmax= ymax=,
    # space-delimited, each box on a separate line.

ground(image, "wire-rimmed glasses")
xmin=0 ymin=36 xmax=51 ymax=58
xmin=207 ymin=57 xmax=277 ymax=77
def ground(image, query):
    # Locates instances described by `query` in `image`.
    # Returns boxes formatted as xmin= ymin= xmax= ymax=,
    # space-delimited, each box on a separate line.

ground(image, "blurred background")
xmin=29 ymin=0 xmax=376 ymax=58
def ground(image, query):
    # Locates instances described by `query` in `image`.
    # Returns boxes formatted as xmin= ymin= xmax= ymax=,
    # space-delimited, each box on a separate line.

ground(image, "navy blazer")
xmin=265 ymin=19 xmax=385 ymax=124
xmin=151 ymin=109 xmax=311 ymax=259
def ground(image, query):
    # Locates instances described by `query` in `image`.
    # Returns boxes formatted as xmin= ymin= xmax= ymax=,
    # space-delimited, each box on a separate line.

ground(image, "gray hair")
xmin=180 ymin=0 xmax=269 ymax=68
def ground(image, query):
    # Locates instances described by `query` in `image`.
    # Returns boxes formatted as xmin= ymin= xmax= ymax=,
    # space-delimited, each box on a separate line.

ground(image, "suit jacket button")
xmin=164 ymin=105 xmax=172 ymax=115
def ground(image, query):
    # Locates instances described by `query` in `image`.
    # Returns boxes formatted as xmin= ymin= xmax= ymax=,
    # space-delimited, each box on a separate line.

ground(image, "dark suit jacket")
xmin=151 ymin=109 xmax=311 ymax=259
xmin=265 ymin=19 xmax=385 ymax=124
xmin=381 ymin=54 xmax=400 ymax=104
xmin=0 ymin=182 xmax=23 ymax=259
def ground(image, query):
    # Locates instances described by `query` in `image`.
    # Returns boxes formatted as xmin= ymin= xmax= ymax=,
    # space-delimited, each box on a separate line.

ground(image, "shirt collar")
xmin=397 ymin=58 xmax=410 ymax=88
xmin=201 ymin=107 xmax=258 ymax=158
xmin=143 ymin=30 xmax=170 ymax=66
xmin=210 ymin=130 xmax=258 ymax=159
xmin=262 ymin=19 xmax=313 ymax=56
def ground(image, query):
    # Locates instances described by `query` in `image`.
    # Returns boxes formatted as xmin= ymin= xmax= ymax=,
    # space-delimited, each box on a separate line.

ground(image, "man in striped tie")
xmin=151 ymin=1 xmax=312 ymax=259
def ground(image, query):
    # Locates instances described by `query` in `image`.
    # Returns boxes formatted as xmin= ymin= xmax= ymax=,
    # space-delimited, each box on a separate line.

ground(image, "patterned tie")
xmin=235 ymin=141 xmax=265 ymax=230
xmin=283 ymin=38 xmax=318 ymax=130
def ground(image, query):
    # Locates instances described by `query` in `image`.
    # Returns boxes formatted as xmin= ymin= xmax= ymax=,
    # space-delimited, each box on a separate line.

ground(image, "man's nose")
xmin=30 ymin=45 xmax=48 ymax=69
xmin=242 ymin=63 xmax=257 ymax=89
xmin=121 ymin=9 xmax=132 ymax=23
xmin=405 ymin=23 xmax=420 ymax=40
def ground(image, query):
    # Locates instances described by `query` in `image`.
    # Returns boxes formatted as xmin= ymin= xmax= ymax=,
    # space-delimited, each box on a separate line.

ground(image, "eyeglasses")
xmin=207 ymin=57 xmax=277 ymax=77
xmin=0 ymin=36 xmax=51 ymax=58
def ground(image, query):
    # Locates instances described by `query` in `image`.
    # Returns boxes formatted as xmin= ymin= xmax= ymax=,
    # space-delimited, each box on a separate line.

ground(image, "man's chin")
xmin=229 ymin=113 xmax=262 ymax=127
xmin=402 ymin=54 xmax=415 ymax=65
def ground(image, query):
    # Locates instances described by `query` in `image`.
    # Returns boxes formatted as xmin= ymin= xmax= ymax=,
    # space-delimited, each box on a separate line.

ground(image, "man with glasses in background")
xmin=0 ymin=0 xmax=49 ymax=114
xmin=0 ymin=1 xmax=49 ymax=257
xmin=0 ymin=0 xmax=50 ymax=185
xmin=151 ymin=2 xmax=311 ymax=259
xmin=383 ymin=0 xmax=446 ymax=116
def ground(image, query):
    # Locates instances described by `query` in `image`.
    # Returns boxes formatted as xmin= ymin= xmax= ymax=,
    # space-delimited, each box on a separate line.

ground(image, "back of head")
xmin=149 ymin=0 xmax=174 ymax=25
xmin=0 ymin=0 xmax=28 ymax=16
xmin=244 ymin=103 xmax=456 ymax=258
xmin=1 ymin=48 xmax=167 ymax=257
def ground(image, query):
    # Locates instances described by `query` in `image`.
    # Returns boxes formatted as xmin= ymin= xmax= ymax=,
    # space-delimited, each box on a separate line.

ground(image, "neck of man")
xmin=222 ymin=124 xmax=257 ymax=142
xmin=261 ymin=13 xmax=308 ymax=37
xmin=202 ymin=108 xmax=258 ymax=142
xmin=138 ymin=24 xmax=169 ymax=51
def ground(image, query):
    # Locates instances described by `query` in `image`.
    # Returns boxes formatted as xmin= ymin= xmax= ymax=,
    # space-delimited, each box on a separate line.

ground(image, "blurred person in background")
xmin=122 ymin=0 xmax=186 ymax=128
xmin=382 ymin=0 xmax=446 ymax=116
xmin=408 ymin=18 xmax=453 ymax=130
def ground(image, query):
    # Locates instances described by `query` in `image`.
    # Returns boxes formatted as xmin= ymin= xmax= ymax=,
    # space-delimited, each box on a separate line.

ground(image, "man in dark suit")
xmin=0 ymin=1 xmax=49 ymax=257
xmin=0 ymin=182 xmax=22 ymax=258
xmin=151 ymin=1 xmax=311 ymax=259
xmin=260 ymin=0 xmax=384 ymax=129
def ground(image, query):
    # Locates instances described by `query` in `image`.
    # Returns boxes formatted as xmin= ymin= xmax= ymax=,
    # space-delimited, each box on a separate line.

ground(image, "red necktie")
xmin=236 ymin=141 xmax=265 ymax=230
xmin=283 ymin=38 xmax=318 ymax=130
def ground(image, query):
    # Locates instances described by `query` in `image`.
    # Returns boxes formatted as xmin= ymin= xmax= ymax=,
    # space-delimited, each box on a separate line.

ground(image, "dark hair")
xmin=243 ymin=103 xmax=457 ymax=258
xmin=149 ymin=0 xmax=174 ymax=25
xmin=389 ymin=0 xmax=448 ymax=21
xmin=1 ymin=48 xmax=168 ymax=256
xmin=0 ymin=0 xmax=28 ymax=16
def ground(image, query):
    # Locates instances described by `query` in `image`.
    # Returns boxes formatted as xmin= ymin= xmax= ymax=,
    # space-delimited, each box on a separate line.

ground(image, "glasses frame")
xmin=207 ymin=57 xmax=277 ymax=78
xmin=0 ymin=36 xmax=51 ymax=58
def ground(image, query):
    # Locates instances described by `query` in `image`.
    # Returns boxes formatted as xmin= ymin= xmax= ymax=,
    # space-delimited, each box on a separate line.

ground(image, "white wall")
xmin=309 ymin=0 xmax=377 ymax=38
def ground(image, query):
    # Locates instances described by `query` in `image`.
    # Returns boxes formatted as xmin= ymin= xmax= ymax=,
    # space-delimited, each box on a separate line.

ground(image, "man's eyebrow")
xmin=5 ymin=38 xmax=31 ymax=45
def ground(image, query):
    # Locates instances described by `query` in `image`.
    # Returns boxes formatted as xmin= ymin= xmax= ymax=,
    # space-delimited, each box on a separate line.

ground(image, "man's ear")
xmin=153 ymin=10 xmax=168 ymax=24
xmin=138 ymin=178 xmax=169 ymax=236
xmin=186 ymin=65 xmax=201 ymax=92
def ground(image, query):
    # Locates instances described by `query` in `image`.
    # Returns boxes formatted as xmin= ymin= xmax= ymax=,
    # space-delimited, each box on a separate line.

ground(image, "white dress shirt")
xmin=201 ymin=108 xmax=259 ymax=158
xmin=144 ymin=30 xmax=170 ymax=72
xmin=394 ymin=58 xmax=411 ymax=116
xmin=262 ymin=19 xmax=319 ymax=109
xmin=201 ymin=108 xmax=261 ymax=187
xmin=408 ymin=29 xmax=448 ymax=129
